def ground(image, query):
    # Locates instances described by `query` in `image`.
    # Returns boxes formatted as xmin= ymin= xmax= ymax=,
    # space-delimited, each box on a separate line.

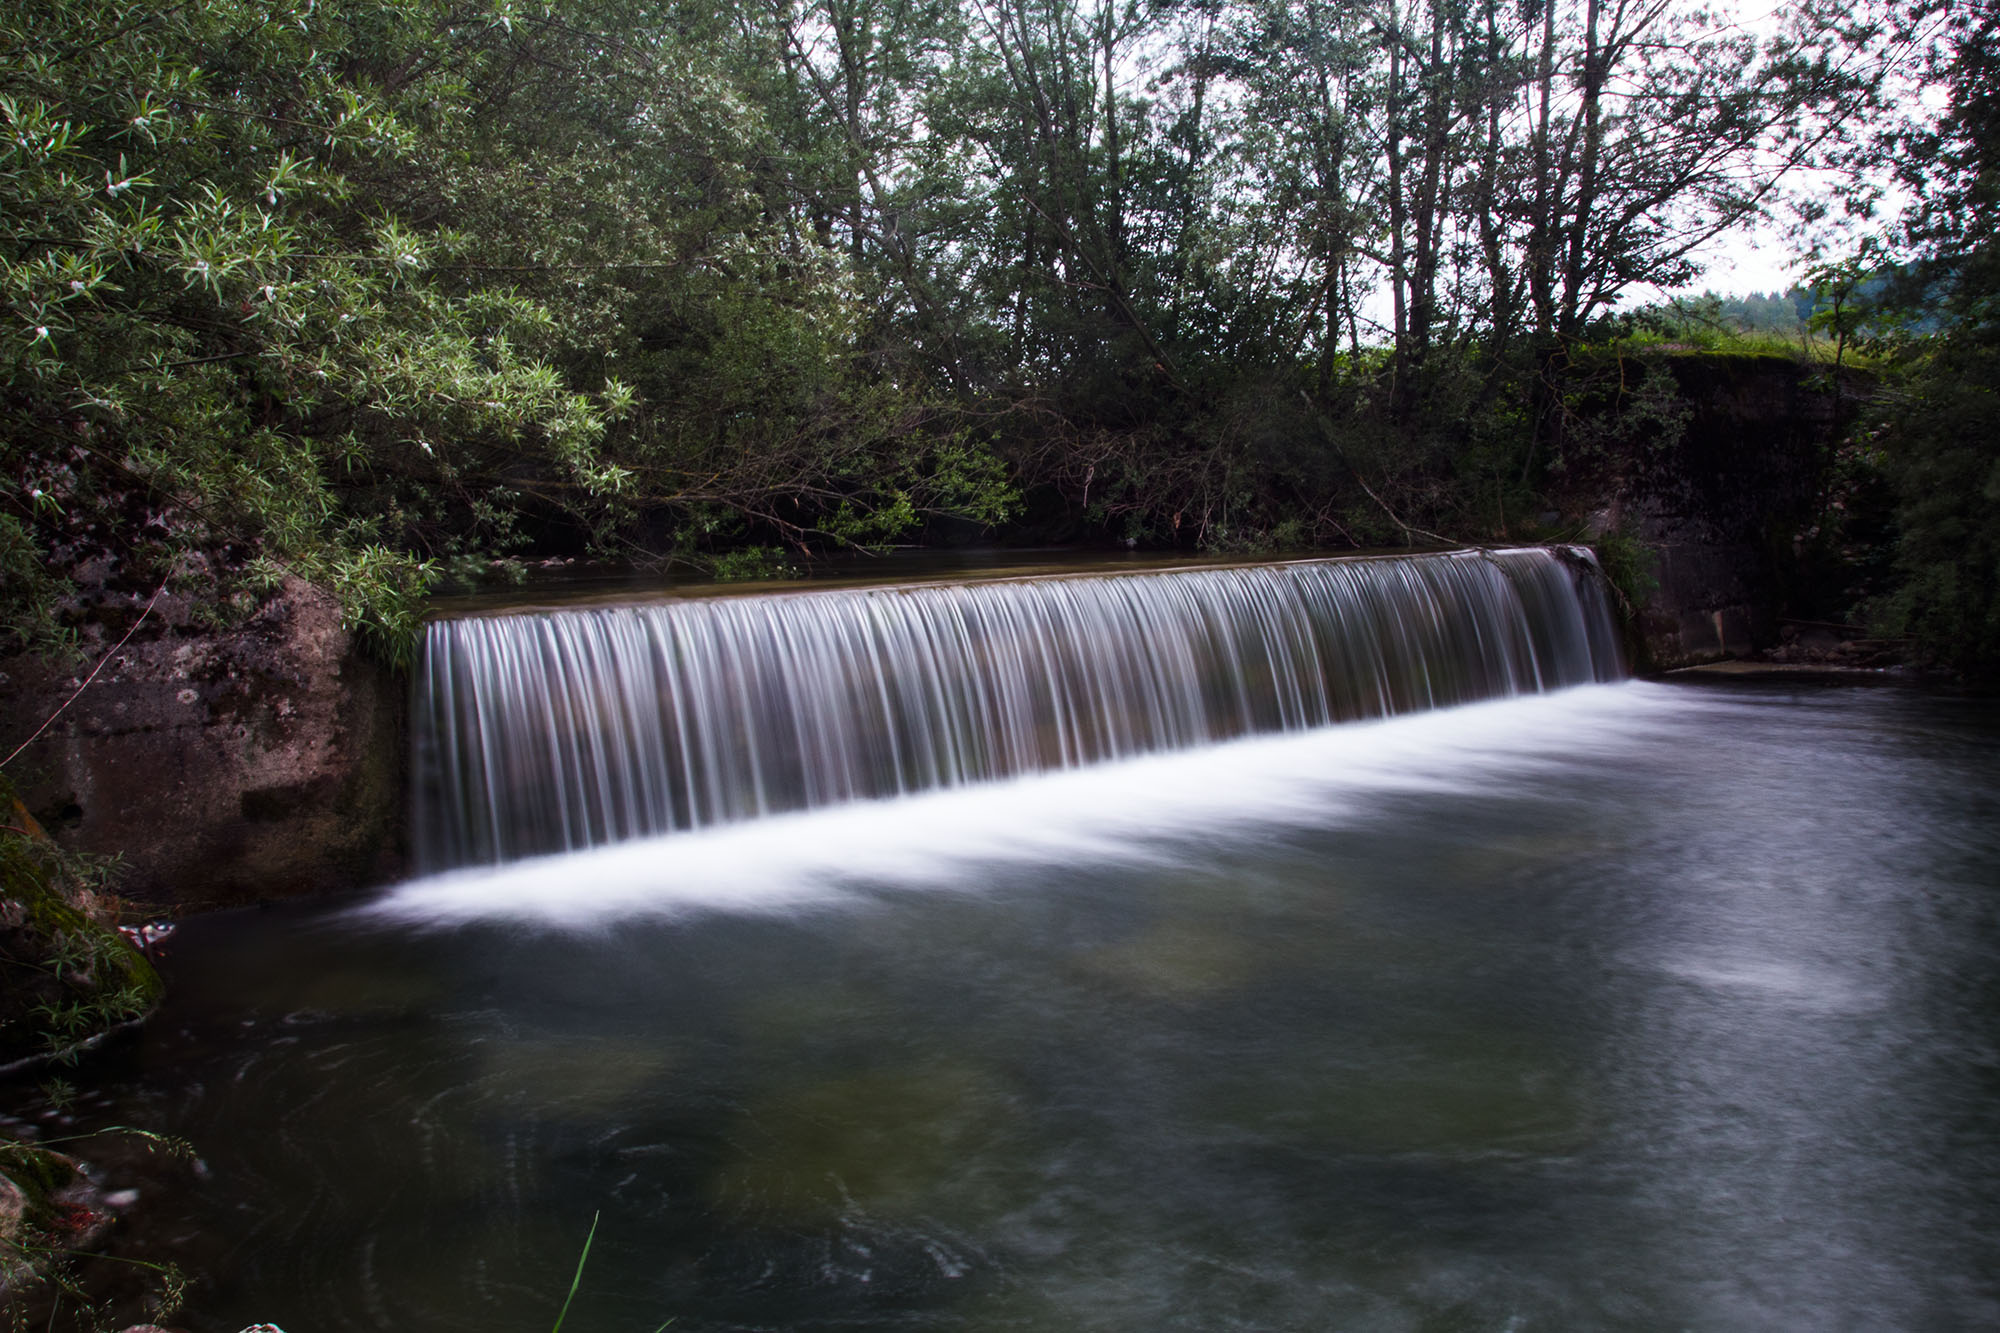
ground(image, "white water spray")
xmin=411 ymin=547 xmax=1623 ymax=870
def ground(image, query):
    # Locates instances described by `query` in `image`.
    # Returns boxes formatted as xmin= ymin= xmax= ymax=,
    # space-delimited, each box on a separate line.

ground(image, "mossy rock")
xmin=0 ymin=1141 xmax=81 ymax=1297
xmin=0 ymin=1143 xmax=78 ymax=1204
xmin=0 ymin=1137 xmax=133 ymax=1311
xmin=0 ymin=786 xmax=161 ymax=1073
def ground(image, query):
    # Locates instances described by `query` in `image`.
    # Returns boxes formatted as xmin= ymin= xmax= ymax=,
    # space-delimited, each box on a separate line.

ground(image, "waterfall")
xmin=412 ymin=547 xmax=1624 ymax=870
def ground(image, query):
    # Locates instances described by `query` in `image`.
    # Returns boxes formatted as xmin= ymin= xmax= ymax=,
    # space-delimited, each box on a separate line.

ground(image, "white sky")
xmin=1674 ymin=0 xmax=1815 ymax=299
xmin=1679 ymin=229 xmax=1805 ymax=299
xmin=1649 ymin=0 xmax=1950 ymax=302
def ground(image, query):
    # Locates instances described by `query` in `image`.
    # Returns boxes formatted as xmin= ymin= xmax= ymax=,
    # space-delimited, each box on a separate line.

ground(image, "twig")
xmin=1 ymin=581 xmax=167 ymax=771
xmin=1345 ymin=466 xmax=1459 ymax=549
xmin=152 ymin=351 xmax=254 ymax=370
xmin=1297 ymin=391 xmax=1461 ymax=549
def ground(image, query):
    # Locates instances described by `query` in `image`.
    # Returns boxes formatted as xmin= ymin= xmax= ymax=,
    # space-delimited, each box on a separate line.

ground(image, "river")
xmin=49 ymin=675 xmax=2000 ymax=1330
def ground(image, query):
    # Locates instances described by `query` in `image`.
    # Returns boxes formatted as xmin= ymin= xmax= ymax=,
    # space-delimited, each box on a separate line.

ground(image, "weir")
xmin=411 ymin=547 xmax=1624 ymax=870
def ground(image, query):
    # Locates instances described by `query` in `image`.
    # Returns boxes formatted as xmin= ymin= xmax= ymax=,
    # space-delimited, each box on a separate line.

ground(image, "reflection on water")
xmin=49 ymin=680 xmax=2000 ymax=1330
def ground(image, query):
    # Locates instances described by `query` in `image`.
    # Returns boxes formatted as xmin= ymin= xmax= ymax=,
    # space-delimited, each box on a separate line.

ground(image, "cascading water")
xmin=411 ymin=546 xmax=1624 ymax=870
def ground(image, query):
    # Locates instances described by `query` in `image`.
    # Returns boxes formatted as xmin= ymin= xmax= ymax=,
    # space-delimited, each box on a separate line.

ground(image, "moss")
xmin=1590 ymin=531 xmax=1663 ymax=672
xmin=0 ymin=1131 xmax=190 ymax=1321
xmin=0 ymin=780 xmax=162 ymax=1073
xmin=0 ymin=1143 xmax=79 ymax=1213
xmin=0 ymin=780 xmax=168 ymax=1310
xmin=0 ymin=1142 xmax=79 ymax=1300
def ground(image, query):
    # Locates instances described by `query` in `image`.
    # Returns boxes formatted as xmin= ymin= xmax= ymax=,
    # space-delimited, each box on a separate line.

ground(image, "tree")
xmin=0 ymin=0 xmax=1014 ymax=659
xmin=1873 ymin=0 xmax=2000 ymax=675
xmin=0 ymin=1 xmax=615 ymax=654
xmin=0 ymin=0 xmax=1944 ymax=643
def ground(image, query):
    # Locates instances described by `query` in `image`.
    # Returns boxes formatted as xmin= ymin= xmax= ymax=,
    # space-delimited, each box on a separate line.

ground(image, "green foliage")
xmin=0 ymin=779 xmax=185 ymax=1324
xmin=549 ymin=1210 xmax=599 ymax=1333
xmin=1591 ymin=529 xmax=1661 ymax=623
xmin=1872 ymin=337 xmax=2000 ymax=675
xmin=0 ymin=0 xmax=1016 ymax=660
xmin=0 ymin=516 xmax=74 ymax=659
xmin=0 ymin=0 xmax=596 ymax=654
xmin=1618 ymin=276 xmax=1927 ymax=365
xmin=0 ymin=0 xmax=1957 ymax=658
xmin=1547 ymin=348 xmax=1694 ymax=473
xmin=1862 ymin=0 xmax=2000 ymax=680
xmin=709 ymin=546 xmax=800 ymax=582
xmin=0 ymin=788 xmax=159 ymax=1072
xmin=1 ymin=1128 xmax=191 ymax=1330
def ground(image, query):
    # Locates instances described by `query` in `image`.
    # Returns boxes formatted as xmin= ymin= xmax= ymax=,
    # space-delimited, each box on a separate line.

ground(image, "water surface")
xmin=66 ymin=679 xmax=2000 ymax=1330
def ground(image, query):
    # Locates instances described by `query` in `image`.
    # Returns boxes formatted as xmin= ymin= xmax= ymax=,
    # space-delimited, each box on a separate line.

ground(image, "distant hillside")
xmin=1662 ymin=271 xmax=1945 ymax=340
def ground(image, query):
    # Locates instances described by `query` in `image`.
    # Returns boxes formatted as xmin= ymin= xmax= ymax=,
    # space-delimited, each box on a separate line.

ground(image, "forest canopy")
xmin=0 ymin=0 xmax=1988 ymax=664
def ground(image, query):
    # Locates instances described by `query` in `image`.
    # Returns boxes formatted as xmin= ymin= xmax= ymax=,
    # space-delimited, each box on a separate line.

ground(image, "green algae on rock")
xmin=0 ymin=781 xmax=161 ymax=1075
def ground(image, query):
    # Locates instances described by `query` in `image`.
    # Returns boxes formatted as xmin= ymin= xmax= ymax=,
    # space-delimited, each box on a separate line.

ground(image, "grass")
xmin=549 ymin=1211 xmax=673 ymax=1333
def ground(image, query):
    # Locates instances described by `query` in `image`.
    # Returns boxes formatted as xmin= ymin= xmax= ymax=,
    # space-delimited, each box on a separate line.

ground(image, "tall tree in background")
xmin=0 ymin=0 xmax=1943 ymax=652
xmin=0 ymin=0 xmax=1013 ymax=656
xmin=1233 ymin=0 xmax=1380 ymax=388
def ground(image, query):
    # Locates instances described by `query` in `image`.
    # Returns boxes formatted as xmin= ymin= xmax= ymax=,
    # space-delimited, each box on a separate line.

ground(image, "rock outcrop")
xmin=0 ymin=578 xmax=404 ymax=911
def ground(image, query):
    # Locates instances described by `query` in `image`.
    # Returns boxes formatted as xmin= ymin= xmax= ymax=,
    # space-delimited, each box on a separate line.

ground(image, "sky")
xmin=1656 ymin=0 xmax=1949 ymax=302
xmin=1687 ymin=229 xmax=1803 ymax=299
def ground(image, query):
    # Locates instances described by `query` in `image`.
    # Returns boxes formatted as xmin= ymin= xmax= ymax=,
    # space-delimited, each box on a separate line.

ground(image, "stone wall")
xmin=1583 ymin=354 xmax=1872 ymax=671
xmin=0 ymin=579 xmax=404 ymax=911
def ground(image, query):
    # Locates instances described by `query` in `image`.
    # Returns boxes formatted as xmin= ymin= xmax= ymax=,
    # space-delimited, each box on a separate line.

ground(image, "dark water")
xmin=56 ymin=679 xmax=2000 ymax=1330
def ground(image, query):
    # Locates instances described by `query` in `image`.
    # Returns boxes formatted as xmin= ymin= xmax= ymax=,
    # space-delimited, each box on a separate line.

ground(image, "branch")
xmin=1298 ymin=391 xmax=1461 ymax=548
xmin=48 ymin=4 xmax=190 ymax=64
xmin=2 ymin=581 xmax=168 ymax=770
